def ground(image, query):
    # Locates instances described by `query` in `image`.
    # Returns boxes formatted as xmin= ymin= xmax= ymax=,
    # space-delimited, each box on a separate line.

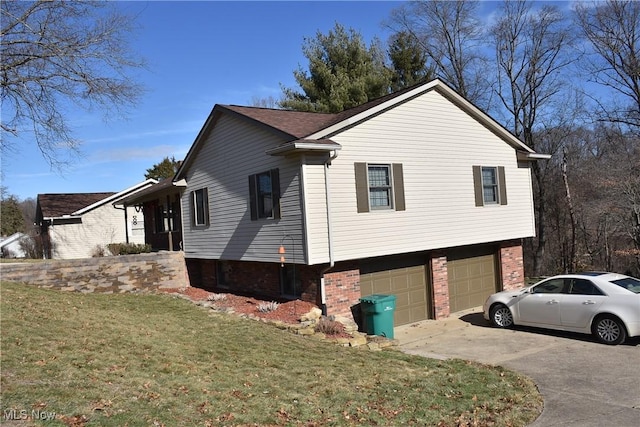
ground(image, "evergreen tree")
xmin=145 ymin=156 xmax=182 ymax=181
xmin=1 ymin=195 xmax=25 ymax=236
xmin=280 ymin=23 xmax=391 ymax=113
xmin=388 ymin=32 xmax=434 ymax=91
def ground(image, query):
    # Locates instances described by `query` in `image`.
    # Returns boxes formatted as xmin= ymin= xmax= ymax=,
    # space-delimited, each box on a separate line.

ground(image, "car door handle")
xmin=547 ymin=299 xmax=559 ymax=304
xmin=582 ymin=300 xmax=596 ymax=305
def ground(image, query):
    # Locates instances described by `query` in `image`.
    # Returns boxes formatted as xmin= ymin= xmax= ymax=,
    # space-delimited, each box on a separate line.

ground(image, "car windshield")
xmin=610 ymin=277 xmax=640 ymax=294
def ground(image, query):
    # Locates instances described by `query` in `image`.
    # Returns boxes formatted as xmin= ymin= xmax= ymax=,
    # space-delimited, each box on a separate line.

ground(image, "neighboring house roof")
xmin=38 ymin=193 xmax=116 ymax=218
xmin=0 ymin=232 xmax=27 ymax=257
xmin=37 ymin=179 xmax=158 ymax=220
xmin=120 ymin=178 xmax=187 ymax=206
xmin=176 ymin=79 xmax=549 ymax=180
xmin=0 ymin=232 xmax=26 ymax=248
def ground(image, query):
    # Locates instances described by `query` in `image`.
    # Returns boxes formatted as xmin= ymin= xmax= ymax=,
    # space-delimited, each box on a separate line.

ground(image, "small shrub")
xmin=91 ymin=245 xmax=107 ymax=257
xmin=207 ymin=293 xmax=227 ymax=302
xmin=314 ymin=317 xmax=345 ymax=336
xmin=256 ymin=301 xmax=279 ymax=313
xmin=107 ymin=243 xmax=152 ymax=255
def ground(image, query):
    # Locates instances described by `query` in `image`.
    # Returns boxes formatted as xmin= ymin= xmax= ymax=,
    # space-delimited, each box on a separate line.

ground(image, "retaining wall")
xmin=0 ymin=251 xmax=189 ymax=293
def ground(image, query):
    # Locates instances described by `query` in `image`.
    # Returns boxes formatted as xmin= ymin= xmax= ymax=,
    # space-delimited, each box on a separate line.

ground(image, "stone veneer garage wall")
xmin=1 ymin=252 xmax=188 ymax=293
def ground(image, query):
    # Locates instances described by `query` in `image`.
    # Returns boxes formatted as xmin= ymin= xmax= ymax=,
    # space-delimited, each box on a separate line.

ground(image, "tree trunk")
xmin=532 ymin=161 xmax=547 ymax=277
xmin=561 ymin=147 xmax=577 ymax=272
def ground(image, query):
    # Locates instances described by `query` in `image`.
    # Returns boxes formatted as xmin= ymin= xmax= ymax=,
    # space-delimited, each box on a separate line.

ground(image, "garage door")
xmin=447 ymin=249 xmax=498 ymax=313
xmin=360 ymin=265 xmax=428 ymax=326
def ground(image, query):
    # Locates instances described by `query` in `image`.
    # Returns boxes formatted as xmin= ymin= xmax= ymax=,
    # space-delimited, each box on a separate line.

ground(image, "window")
xmin=191 ymin=188 xmax=209 ymax=227
xmin=354 ymin=163 xmax=405 ymax=213
xmin=482 ymin=167 xmax=498 ymax=204
xmin=473 ymin=165 xmax=507 ymax=206
xmin=532 ymin=278 xmax=567 ymax=294
xmin=368 ymin=165 xmax=392 ymax=208
xmin=249 ymin=169 xmax=281 ymax=220
xmin=568 ymin=279 xmax=603 ymax=295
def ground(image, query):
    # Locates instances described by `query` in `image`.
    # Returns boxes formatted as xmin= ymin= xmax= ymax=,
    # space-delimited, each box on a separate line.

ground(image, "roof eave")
xmin=120 ymin=179 xmax=188 ymax=206
xmin=73 ymin=179 xmax=158 ymax=214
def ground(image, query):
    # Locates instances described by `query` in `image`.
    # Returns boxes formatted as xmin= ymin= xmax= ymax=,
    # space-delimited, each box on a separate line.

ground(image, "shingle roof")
xmin=37 ymin=193 xmax=115 ymax=218
xmin=221 ymin=106 xmax=336 ymax=139
xmin=220 ymin=82 xmax=421 ymax=139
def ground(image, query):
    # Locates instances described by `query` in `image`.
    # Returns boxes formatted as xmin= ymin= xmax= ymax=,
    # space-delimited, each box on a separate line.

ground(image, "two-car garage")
xmin=359 ymin=246 xmax=499 ymax=326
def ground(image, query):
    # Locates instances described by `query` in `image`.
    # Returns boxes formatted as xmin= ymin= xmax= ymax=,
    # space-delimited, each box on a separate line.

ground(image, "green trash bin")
xmin=359 ymin=294 xmax=396 ymax=338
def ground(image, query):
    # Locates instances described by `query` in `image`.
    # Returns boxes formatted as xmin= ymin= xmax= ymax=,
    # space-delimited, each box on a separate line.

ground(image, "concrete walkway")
xmin=395 ymin=308 xmax=640 ymax=427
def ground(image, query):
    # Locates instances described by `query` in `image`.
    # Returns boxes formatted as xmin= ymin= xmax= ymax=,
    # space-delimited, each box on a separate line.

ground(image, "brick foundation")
xmin=430 ymin=253 xmax=450 ymax=319
xmin=186 ymin=258 xmax=321 ymax=305
xmin=185 ymin=240 xmax=525 ymax=324
xmin=500 ymin=240 xmax=525 ymax=291
xmin=321 ymin=261 xmax=361 ymax=319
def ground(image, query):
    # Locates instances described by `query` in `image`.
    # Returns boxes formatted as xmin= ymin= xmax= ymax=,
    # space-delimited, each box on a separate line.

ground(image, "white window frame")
xmin=193 ymin=188 xmax=208 ymax=226
xmin=367 ymin=164 xmax=394 ymax=210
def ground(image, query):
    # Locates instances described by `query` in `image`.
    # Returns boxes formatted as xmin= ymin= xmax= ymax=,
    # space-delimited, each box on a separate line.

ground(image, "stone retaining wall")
xmin=0 ymin=251 xmax=189 ymax=293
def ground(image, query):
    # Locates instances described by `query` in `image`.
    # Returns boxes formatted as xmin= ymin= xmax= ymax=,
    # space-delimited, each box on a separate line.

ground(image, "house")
xmin=0 ymin=232 xmax=28 ymax=258
xmin=174 ymin=79 xmax=550 ymax=325
xmin=120 ymin=178 xmax=186 ymax=252
xmin=35 ymin=179 xmax=156 ymax=259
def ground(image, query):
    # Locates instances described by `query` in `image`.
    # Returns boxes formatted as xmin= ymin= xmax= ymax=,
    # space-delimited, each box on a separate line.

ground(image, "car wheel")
xmin=490 ymin=304 xmax=514 ymax=328
xmin=592 ymin=315 xmax=627 ymax=345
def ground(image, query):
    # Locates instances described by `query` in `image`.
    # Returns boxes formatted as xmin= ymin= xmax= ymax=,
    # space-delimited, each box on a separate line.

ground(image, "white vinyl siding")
xmin=181 ymin=114 xmax=304 ymax=263
xmin=306 ymin=89 xmax=536 ymax=262
xmin=301 ymin=161 xmax=330 ymax=264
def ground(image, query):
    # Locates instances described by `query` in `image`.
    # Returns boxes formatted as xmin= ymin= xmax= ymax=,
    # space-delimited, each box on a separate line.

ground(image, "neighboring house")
xmin=35 ymin=180 xmax=157 ymax=259
xmin=174 ymin=79 xmax=551 ymax=325
xmin=0 ymin=232 xmax=28 ymax=258
xmin=120 ymin=178 xmax=186 ymax=252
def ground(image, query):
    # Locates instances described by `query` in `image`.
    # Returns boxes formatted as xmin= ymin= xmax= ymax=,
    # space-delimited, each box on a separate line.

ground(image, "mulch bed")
xmin=161 ymin=286 xmax=318 ymax=325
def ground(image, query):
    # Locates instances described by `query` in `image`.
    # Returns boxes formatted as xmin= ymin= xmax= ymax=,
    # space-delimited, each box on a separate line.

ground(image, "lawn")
xmin=0 ymin=282 xmax=542 ymax=426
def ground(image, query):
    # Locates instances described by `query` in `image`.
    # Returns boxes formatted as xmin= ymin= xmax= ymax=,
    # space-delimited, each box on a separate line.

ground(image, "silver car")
xmin=483 ymin=272 xmax=640 ymax=345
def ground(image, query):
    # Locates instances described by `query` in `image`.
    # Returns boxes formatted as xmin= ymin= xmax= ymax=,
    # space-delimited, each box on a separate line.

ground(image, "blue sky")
xmin=3 ymin=0 xmax=411 ymax=200
xmin=2 ymin=1 xmax=573 ymax=201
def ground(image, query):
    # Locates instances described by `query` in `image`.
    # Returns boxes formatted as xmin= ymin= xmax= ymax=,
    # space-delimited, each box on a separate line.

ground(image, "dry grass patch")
xmin=0 ymin=282 xmax=542 ymax=426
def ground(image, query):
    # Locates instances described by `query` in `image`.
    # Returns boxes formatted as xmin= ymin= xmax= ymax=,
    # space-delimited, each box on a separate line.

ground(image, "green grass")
xmin=1 ymin=282 xmax=542 ymax=426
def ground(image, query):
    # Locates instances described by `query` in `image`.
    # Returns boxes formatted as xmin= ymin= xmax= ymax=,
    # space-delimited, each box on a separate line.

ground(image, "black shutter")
xmin=472 ymin=166 xmax=483 ymax=207
xmin=498 ymin=166 xmax=507 ymax=205
xmin=271 ymin=168 xmax=281 ymax=219
xmin=392 ymin=163 xmax=405 ymax=211
xmin=354 ymin=162 xmax=369 ymax=213
xmin=248 ymin=174 xmax=258 ymax=220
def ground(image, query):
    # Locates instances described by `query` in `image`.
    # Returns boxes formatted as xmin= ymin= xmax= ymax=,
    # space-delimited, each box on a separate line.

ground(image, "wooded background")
xmin=2 ymin=1 xmax=638 ymax=277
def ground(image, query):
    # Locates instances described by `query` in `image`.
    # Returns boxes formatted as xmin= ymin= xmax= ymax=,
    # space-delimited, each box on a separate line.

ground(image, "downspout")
xmin=113 ymin=203 xmax=130 ymax=244
xmin=319 ymin=150 xmax=338 ymax=315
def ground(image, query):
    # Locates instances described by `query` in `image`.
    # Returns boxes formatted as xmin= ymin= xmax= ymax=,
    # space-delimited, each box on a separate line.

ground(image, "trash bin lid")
xmin=359 ymin=294 xmax=396 ymax=304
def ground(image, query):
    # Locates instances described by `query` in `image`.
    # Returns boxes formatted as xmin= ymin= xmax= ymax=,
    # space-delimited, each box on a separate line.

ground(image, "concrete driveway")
xmin=395 ymin=308 xmax=640 ymax=427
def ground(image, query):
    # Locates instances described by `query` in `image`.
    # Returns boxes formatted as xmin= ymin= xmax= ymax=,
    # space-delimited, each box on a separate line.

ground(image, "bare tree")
xmin=574 ymin=0 xmax=640 ymax=133
xmin=251 ymin=95 xmax=279 ymax=109
xmin=1 ymin=1 xmax=145 ymax=168
xmin=491 ymin=0 xmax=577 ymax=276
xmin=387 ymin=0 xmax=492 ymax=109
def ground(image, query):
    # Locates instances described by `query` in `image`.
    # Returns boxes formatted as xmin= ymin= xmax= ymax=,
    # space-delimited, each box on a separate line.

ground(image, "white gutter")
xmin=517 ymin=151 xmax=552 ymax=161
xmin=266 ymin=141 xmax=342 ymax=156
